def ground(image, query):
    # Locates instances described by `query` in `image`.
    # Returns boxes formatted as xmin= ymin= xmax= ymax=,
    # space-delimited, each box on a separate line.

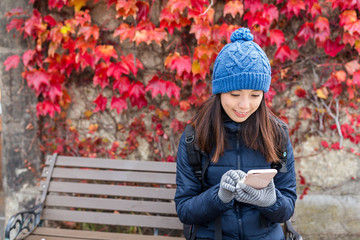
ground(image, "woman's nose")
xmin=238 ymin=97 xmax=250 ymax=109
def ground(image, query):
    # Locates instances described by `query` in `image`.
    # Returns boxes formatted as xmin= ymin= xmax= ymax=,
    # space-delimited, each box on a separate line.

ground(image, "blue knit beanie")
xmin=212 ymin=28 xmax=271 ymax=94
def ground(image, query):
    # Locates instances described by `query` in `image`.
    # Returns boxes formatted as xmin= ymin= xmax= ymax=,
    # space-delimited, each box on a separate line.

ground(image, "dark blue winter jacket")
xmin=174 ymin=119 xmax=297 ymax=240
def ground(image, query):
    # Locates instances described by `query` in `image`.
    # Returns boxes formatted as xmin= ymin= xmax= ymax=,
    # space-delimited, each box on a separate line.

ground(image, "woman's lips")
xmin=234 ymin=110 xmax=248 ymax=117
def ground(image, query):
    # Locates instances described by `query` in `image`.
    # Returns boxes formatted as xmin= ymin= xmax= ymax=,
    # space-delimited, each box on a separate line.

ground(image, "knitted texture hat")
xmin=212 ymin=28 xmax=271 ymax=94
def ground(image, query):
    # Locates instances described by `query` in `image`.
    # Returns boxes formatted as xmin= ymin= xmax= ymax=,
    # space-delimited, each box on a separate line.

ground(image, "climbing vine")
xmin=4 ymin=0 xmax=360 ymax=198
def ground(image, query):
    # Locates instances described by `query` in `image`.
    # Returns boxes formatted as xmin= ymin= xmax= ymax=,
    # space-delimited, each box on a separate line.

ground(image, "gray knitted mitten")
xmin=218 ymin=170 xmax=244 ymax=203
xmin=234 ymin=180 xmax=277 ymax=207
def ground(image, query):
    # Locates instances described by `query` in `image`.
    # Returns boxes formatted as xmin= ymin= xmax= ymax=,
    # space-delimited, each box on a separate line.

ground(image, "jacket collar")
xmin=223 ymin=114 xmax=242 ymax=133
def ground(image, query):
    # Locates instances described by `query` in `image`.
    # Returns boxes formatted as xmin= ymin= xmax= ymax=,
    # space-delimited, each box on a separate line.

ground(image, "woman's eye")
xmin=251 ymin=95 xmax=260 ymax=97
xmin=230 ymin=93 xmax=240 ymax=97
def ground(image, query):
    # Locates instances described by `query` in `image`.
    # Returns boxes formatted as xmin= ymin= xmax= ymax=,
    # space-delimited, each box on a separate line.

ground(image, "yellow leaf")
xmin=60 ymin=24 xmax=72 ymax=36
xmin=69 ymin=0 xmax=88 ymax=12
xmin=192 ymin=60 xmax=201 ymax=75
xmin=84 ymin=110 xmax=93 ymax=118
xmin=316 ymin=87 xmax=328 ymax=99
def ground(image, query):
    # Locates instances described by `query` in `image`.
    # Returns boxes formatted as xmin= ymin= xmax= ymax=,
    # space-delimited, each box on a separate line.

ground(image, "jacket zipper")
xmin=236 ymin=133 xmax=244 ymax=240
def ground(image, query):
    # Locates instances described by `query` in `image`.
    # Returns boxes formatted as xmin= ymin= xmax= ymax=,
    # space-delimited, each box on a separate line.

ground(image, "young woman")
xmin=174 ymin=28 xmax=297 ymax=240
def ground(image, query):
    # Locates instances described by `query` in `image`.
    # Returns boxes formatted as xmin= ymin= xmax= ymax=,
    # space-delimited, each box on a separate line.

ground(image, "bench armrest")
xmin=284 ymin=220 xmax=303 ymax=240
xmin=5 ymin=203 xmax=43 ymax=240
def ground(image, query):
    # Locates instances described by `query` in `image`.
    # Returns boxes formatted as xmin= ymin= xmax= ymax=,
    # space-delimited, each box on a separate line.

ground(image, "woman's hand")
xmin=218 ymin=170 xmax=246 ymax=203
xmin=234 ymin=180 xmax=277 ymax=207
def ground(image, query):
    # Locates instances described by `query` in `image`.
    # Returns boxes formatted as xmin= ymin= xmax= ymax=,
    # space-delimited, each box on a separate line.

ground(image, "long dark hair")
xmin=190 ymin=94 xmax=286 ymax=163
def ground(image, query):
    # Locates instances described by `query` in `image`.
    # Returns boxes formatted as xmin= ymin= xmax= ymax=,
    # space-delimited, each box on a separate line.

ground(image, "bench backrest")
xmin=39 ymin=154 xmax=182 ymax=233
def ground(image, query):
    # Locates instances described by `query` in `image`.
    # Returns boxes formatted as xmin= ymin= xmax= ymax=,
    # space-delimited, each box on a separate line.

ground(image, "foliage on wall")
xmin=3 ymin=0 xmax=360 ymax=197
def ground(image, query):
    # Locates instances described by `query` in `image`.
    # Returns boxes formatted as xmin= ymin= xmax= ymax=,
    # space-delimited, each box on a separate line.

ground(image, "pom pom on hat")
xmin=212 ymin=28 xmax=271 ymax=94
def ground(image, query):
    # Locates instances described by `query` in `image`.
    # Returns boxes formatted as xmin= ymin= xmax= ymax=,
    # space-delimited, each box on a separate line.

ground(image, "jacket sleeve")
xmin=174 ymin=133 xmax=233 ymax=225
xmin=257 ymin=136 xmax=297 ymax=223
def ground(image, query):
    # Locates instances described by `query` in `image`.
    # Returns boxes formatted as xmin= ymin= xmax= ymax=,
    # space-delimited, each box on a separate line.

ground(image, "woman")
xmin=174 ymin=28 xmax=297 ymax=240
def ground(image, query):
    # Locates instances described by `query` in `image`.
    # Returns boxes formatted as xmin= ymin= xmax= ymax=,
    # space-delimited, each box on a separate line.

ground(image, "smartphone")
xmin=240 ymin=169 xmax=277 ymax=189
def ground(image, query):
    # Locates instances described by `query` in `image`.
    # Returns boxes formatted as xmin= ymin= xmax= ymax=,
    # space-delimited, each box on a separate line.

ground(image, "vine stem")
xmin=320 ymin=98 xmax=343 ymax=148
xmin=199 ymin=0 xmax=214 ymax=16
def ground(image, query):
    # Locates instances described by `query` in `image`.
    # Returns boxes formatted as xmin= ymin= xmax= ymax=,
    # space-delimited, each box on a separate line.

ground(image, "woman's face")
xmin=220 ymin=89 xmax=263 ymax=123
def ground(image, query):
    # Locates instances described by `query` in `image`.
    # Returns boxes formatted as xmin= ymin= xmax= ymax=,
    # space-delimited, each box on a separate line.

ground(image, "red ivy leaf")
xmin=321 ymin=141 xmax=329 ymax=148
xmin=299 ymin=187 xmax=309 ymax=200
xmin=130 ymin=95 xmax=147 ymax=109
xmin=166 ymin=81 xmax=181 ymax=100
xmin=129 ymin=81 xmax=145 ymax=99
xmin=295 ymin=22 xmax=314 ymax=47
xmin=113 ymin=76 xmax=131 ymax=95
xmin=6 ymin=18 xmax=24 ymax=33
xmin=145 ymin=76 xmax=167 ymax=98
xmin=170 ymin=118 xmax=184 ymax=132
xmin=331 ymin=142 xmax=342 ymax=150
xmin=24 ymin=69 xmax=50 ymax=95
xmin=324 ymin=37 xmax=345 ymax=57
xmin=93 ymin=63 xmax=109 ymax=89
xmin=295 ymin=87 xmax=306 ymax=98
xmin=136 ymin=1 xmax=149 ymax=22
xmin=43 ymin=15 xmax=57 ymax=27
xmin=36 ymin=101 xmax=61 ymax=118
xmin=243 ymin=0 xmax=263 ymax=15
xmin=4 ymin=55 xmax=20 ymax=71
xmin=93 ymin=94 xmax=108 ymax=112
xmin=120 ymin=54 xmax=144 ymax=76
xmin=274 ymin=45 xmax=291 ymax=63
xmin=22 ymin=49 xmax=36 ymax=67
xmin=111 ymin=96 xmax=128 ymax=114
xmin=165 ymin=52 xmax=192 ymax=76
xmin=48 ymin=0 xmax=67 ymax=10
xmin=315 ymin=17 xmax=330 ymax=44
xmin=107 ymin=62 xmax=130 ymax=79
xmin=309 ymin=3 xmax=321 ymax=19
xmin=284 ymin=0 xmax=306 ymax=19
xmin=269 ymin=29 xmax=285 ymax=48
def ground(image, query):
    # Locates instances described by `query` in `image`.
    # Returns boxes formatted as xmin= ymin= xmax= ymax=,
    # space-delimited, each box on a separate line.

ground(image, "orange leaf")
xmin=179 ymin=100 xmax=191 ymax=112
xmin=299 ymin=107 xmax=312 ymax=120
xmin=190 ymin=20 xmax=211 ymax=43
xmin=69 ymin=0 xmax=87 ymax=12
xmin=94 ymin=45 xmax=118 ymax=64
xmin=345 ymin=60 xmax=360 ymax=75
xmin=113 ymin=23 xmax=135 ymax=42
xmin=344 ymin=20 xmax=360 ymax=35
xmin=223 ymin=1 xmax=244 ymax=18
xmin=339 ymin=10 xmax=357 ymax=27
xmin=316 ymin=87 xmax=329 ymax=99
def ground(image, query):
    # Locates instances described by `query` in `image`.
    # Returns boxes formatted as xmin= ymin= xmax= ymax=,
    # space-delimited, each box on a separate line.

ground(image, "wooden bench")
xmin=5 ymin=154 xmax=183 ymax=240
xmin=5 ymin=154 xmax=302 ymax=240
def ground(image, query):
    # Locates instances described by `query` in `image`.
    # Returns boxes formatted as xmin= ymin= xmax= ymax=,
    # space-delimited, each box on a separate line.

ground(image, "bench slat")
xmin=46 ymin=156 xmax=177 ymax=173
xmin=31 ymin=227 xmax=183 ymax=240
xmin=45 ymin=195 xmax=177 ymax=214
xmin=42 ymin=209 xmax=183 ymax=230
xmin=43 ymin=168 xmax=176 ymax=184
xmin=39 ymin=181 xmax=176 ymax=200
